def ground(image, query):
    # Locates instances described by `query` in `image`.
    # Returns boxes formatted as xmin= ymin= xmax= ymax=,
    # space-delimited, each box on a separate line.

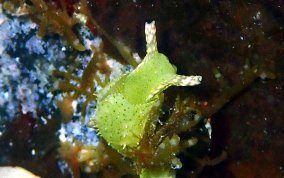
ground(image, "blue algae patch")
xmin=0 ymin=12 xmax=69 ymax=121
xmin=58 ymin=121 xmax=99 ymax=146
xmin=0 ymin=8 xmax=106 ymax=149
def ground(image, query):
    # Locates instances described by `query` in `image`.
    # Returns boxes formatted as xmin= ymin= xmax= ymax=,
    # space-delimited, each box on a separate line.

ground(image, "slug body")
xmin=92 ymin=21 xmax=202 ymax=152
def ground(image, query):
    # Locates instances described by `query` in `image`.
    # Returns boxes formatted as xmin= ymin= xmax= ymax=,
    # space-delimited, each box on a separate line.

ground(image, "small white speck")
xmin=194 ymin=114 xmax=201 ymax=121
xmin=47 ymin=92 xmax=53 ymax=98
xmin=159 ymin=143 xmax=165 ymax=149
xmin=171 ymin=158 xmax=182 ymax=169
xmin=260 ymin=72 xmax=267 ymax=80
xmin=253 ymin=11 xmax=261 ymax=20
xmin=84 ymin=166 xmax=91 ymax=173
xmin=154 ymin=100 xmax=160 ymax=107
xmin=4 ymin=92 xmax=9 ymax=99
xmin=40 ymin=116 xmax=47 ymax=125
xmin=31 ymin=149 xmax=36 ymax=155
xmin=133 ymin=53 xmax=141 ymax=63
xmin=215 ymin=73 xmax=221 ymax=79
xmin=205 ymin=120 xmax=212 ymax=139
xmin=72 ymin=100 xmax=77 ymax=112
xmin=106 ymin=60 xmax=114 ymax=68
xmin=188 ymin=139 xmax=196 ymax=146
xmin=263 ymin=130 xmax=268 ymax=134
xmin=170 ymin=138 xmax=177 ymax=146
xmin=73 ymin=39 xmax=79 ymax=45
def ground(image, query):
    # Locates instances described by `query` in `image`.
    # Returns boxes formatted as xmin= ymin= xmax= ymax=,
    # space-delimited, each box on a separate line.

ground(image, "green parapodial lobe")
xmin=90 ymin=21 xmax=202 ymax=153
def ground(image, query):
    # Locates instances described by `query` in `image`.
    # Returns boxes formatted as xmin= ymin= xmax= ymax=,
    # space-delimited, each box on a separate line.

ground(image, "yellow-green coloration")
xmin=91 ymin=21 xmax=202 ymax=153
xmin=140 ymin=168 xmax=174 ymax=178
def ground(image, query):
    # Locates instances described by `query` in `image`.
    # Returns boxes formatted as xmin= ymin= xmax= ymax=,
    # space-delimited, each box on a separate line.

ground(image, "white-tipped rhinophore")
xmin=145 ymin=21 xmax=157 ymax=54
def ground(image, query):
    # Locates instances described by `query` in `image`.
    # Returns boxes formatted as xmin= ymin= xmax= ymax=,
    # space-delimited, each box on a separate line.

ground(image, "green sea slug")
xmin=90 ymin=21 xmax=202 ymax=153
